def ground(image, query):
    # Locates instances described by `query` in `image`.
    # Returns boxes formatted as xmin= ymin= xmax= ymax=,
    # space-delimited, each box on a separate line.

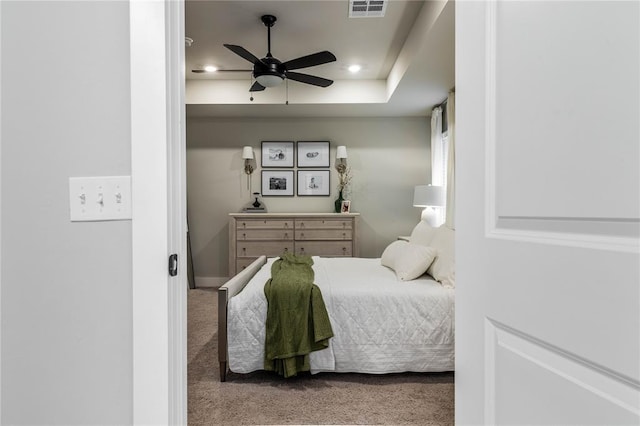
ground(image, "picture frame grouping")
xmin=258 ymin=140 xmax=332 ymax=197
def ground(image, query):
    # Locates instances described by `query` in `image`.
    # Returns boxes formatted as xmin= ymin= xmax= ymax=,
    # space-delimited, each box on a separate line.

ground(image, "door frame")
xmin=0 ymin=1 xmax=3 ymax=421
xmin=130 ymin=0 xmax=187 ymax=424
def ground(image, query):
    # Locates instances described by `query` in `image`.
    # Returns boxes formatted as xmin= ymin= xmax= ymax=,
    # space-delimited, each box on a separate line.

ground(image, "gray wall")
xmin=1 ymin=2 xmax=132 ymax=424
xmin=187 ymin=117 xmax=431 ymax=280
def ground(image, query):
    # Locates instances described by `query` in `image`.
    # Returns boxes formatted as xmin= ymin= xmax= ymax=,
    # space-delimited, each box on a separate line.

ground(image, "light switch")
xmin=69 ymin=176 xmax=132 ymax=221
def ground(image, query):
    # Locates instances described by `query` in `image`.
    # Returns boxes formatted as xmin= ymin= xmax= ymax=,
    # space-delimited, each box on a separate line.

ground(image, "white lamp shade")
xmin=242 ymin=146 xmax=254 ymax=160
xmin=413 ymin=185 xmax=445 ymax=207
xmin=336 ymin=146 xmax=348 ymax=159
xmin=255 ymin=74 xmax=284 ymax=87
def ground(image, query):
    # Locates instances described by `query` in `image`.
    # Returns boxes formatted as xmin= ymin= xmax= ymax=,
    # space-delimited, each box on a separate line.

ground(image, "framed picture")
xmin=261 ymin=141 xmax=294 ymax=168
xmin=261 ymin=170 xmax=294 ymax=196
xmin=296 ymin=141 xmax=330 ymax=168
xmin=341 ymin=200 xmax=351 ymax=213
xmin=297 ymin=170 xmax=330 ymax=196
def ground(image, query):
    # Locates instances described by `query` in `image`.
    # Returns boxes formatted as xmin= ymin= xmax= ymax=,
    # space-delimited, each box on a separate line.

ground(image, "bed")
xmin=218 ymin=222 xmax=455 ymax=381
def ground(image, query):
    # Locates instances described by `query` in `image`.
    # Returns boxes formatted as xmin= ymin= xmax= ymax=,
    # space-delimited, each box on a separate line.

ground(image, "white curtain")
xmin=430 ymin=107 xmax=444 ymax=187
xmin=430 ymin=107 xmax=446 ymax=225
xmin=445 ymin=90 xmax=455 ymax=229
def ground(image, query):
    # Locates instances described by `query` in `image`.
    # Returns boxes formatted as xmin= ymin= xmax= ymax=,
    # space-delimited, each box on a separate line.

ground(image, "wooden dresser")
xmin=229 ymin=213 xmax=360 ymax=276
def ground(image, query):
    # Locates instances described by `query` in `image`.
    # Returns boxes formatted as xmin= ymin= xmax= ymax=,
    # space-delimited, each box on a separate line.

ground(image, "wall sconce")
xmin=335 ymin=145 xmax=348 ymax=174
xmin=413 ymin=184 xmax=445 ymax=226
xmin=242 ymin=146 xmax=254 ymax=190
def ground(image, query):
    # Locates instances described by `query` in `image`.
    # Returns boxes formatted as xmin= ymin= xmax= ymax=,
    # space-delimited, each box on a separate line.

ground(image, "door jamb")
xmin=130 ymin=1 xmax=187 ymax=424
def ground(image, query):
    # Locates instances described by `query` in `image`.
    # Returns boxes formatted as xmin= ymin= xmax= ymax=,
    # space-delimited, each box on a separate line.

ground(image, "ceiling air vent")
xmin=349 ymin=0 xmax=387 ymax=18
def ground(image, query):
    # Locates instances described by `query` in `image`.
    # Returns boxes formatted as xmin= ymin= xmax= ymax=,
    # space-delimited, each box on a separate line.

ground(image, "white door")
xmin=456 ymin=1 xmax=639 ymax=425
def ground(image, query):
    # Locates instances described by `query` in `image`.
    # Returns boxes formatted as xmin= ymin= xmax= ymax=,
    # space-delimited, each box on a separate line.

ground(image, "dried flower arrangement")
xmin=337 ymin=166 xmax=352 ymax=192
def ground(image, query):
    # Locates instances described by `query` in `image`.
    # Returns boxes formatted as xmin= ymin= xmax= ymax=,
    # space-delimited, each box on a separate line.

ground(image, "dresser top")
xmin=229 ymin=212 xmax=360 ymax=218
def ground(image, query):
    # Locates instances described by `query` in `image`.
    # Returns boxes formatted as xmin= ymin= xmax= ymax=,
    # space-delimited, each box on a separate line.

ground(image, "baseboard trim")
xmin=194 ymin=276 xmax=228 ymax=288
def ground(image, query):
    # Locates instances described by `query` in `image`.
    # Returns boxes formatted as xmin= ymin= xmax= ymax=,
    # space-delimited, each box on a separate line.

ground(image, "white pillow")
xmin=381 ymin=240 xmax=437 ymax=281
xmin=426 ymin=225 xmax=455 ymax=288
xmin=409 ymin=220 xmax=437 ymax=247
xmin=381 ymin=240 xmax=406 ymax=269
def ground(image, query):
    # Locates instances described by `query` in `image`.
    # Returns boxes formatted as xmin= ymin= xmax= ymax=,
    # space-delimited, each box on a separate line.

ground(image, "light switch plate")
xmin=69 ymin=176 xmax=132 ymax=221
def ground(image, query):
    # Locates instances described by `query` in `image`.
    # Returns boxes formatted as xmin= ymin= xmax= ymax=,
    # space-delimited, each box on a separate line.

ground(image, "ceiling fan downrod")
xmin=261 ymin=14 xmax=277 ymax=58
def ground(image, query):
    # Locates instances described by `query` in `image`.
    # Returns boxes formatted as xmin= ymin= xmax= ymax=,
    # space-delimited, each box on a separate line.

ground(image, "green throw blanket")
xmin=264 ymin=253 xmax=333 ymax=378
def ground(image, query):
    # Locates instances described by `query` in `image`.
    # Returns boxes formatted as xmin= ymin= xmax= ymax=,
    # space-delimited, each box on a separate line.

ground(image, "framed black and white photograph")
xmin=297 ymin=170 xmax=330 ymax=196
xmin=296 ymin=141 xmax=330 ymax=168
xmin=261 ymin=141 xmax=294 ymax=168
xmin=261 ymin=170 xmax=294 ymax=196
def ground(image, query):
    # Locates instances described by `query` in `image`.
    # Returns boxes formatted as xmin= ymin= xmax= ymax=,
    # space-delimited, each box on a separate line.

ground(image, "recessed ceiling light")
xmin=348 ymin=64 xmax=362 ymax=73
xmin=204 ymin=65 xmax=217 ymax=72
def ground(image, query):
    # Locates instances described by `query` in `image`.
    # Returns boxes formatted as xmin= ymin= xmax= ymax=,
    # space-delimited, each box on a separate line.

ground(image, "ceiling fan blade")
xmin=191 ymin=69 xmax=251 ymax=73
xmin=249 ymin=81 xmax=266 ymax=92
xmin=223 ymin=44 xmax=261 ymax=64
xmin=283 ymin=51 xmax=336 ymax=71
xmin=286 ymin=72 xmax=333 ymax=88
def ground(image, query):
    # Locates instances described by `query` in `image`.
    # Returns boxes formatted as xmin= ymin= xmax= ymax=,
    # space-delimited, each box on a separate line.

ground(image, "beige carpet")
xmin=188 ymin=287 xmax=454 ymax=426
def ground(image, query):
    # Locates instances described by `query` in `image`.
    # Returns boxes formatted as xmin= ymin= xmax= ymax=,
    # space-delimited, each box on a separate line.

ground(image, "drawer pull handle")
xmin=300 ymin=222 xmax=305 ymax=228
xmin=284 ymin=233 xmax=289 ymax=239
xmin=242 ymin=233 xmax=246 ymax=239
xmin=242 ymin=247 xmax=246 ymax=254
xmin=284 ymin=247 xmax=289 ymax=253
xmin=285 ymin=223 xmax=289 ymax=228
xmin=301 ymin=233 xmax=305 ymax=238
xmin=242 ymin=222 xmax=246 ymax=228
xmin=342 ymin=247 xmax=347 ymax=254
xmin=342 ymin=232 xmax=346 ymax=238
xmin=300 ymin=247 xmax=305 ymax=253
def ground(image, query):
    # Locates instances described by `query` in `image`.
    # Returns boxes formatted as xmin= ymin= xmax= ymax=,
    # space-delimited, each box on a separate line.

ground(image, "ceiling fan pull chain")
xmin=250 ymin=74 xmax=254 ymax=101
xmin=286 ymin=79 xmax=289 ymax=105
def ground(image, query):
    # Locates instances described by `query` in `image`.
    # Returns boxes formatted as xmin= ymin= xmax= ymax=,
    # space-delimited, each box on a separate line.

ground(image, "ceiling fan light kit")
xmin=256 ymin=74 xmax=284 ymax=88
xmin=222 ymin=14 xmax=336 ymax=93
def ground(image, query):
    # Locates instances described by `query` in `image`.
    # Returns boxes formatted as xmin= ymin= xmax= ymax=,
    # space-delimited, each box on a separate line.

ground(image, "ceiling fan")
xmin=193 ymin=14 xmax=337 ymax=92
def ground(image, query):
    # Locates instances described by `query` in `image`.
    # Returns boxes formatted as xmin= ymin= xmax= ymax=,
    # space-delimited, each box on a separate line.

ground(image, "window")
xmin=431 ymin=102 xmax=449 ymax=225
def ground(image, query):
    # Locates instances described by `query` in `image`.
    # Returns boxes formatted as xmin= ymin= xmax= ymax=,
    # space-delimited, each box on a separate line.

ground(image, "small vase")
xmin=334 ymin=190 xmax=344 ymax=213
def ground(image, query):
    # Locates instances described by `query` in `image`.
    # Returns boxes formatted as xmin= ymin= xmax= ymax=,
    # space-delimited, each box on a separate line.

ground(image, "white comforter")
xmin=227 ymin=256 xmax=455 ymax=374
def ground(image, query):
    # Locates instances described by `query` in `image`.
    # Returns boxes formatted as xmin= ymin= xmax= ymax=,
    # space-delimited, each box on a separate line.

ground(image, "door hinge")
xmin=168 ymin=253 xmax=178 ymax=277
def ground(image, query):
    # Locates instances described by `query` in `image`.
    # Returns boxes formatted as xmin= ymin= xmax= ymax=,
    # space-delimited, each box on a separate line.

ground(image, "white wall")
xmin=187 ymin=116 xmax=431 ymax=280
xmin=1 ymin=2 xmax=132 ymax=424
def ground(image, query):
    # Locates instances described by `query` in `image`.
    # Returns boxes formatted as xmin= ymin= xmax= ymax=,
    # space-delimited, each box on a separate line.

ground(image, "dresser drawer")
xmin=295 ymin=241 xmax=353 ymax=257
xmin=236 ymin=219 xmax=293 ymax=230
xmin=230 ymin=213 xmax=359 ymax=275
xmin=237 ymin=229 xmax=293 ymax=241
xmin=295 ymin=218 xmax=353 ymax=230
xmin=295 ymin=229 xmax=353 ymax=240
xmin=237 ymin=241 xmax=293 ymax=257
